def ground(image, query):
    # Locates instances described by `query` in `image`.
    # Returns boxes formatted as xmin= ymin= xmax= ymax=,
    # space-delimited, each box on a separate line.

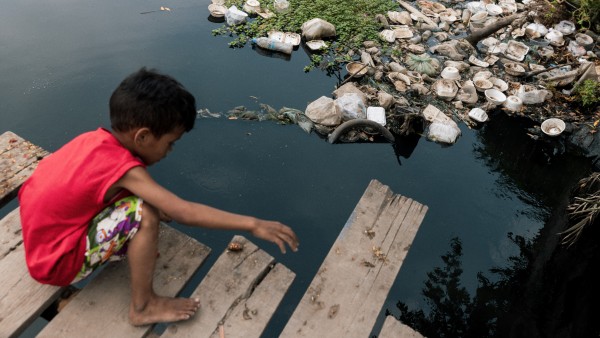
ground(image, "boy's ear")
xmin=133 ymin=128 xmax=152 ymax=145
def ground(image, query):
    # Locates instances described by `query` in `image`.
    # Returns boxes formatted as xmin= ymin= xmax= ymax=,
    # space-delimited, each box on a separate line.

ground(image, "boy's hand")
xmin=251 ymin=219 xmax=299 ymax=254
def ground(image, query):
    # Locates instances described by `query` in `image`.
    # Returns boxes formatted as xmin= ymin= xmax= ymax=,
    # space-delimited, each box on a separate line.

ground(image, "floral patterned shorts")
xmin=71 ymin=196 xmax=143 ymax=284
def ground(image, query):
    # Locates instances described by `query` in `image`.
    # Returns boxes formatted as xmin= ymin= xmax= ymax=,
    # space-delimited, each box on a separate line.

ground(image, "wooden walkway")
xmin=0 ymin=131 xmax=426 ymax=338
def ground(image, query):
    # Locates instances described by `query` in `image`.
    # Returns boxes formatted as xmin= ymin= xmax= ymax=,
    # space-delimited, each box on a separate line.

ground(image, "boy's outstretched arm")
xmin=114 ymin=167 xmax=299 ymax=253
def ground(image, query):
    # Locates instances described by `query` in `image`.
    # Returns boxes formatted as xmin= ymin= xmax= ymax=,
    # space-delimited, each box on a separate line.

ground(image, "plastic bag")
xmin=273 ymin=0 xmax=290 ymax=13
xmin=335 ymin=93 xmax=366 ymax=121
xmin=301 ymin=18 xmax=336 ymax=40
xmin=226 ymin=6 xmax=248 ymax=26
xmin=305 ymin=96 xmax=341 ymax=126
xmin=427 ymin=120 xmax=461 ymax=144
xmin=517 ymin=85 xmax=552 ymax=105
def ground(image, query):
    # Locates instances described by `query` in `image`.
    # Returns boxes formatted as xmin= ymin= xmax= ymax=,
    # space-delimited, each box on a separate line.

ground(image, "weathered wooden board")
xmin=0 ymin=245 xmax=64 ymax=338
xmin=0 ymin=131 xmax=49 ymax=208
xmin=37 ymin=223 xmax=211 ymax=338
xmin=210 ymin=263 xmax=295 ymax=338
xmin=0 ymin=208 xmax=22 ymax=258
xmin=378 ymin=316 xmax=425 ymax=338
xmin=162 ymin=235 xmax=295 ymax=338
xmin=280 ymin=179 xmax=428 ymax=338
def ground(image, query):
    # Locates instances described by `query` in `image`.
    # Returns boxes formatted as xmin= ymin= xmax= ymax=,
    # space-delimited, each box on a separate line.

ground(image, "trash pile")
xmin=207 ymin=0 xmax=600 ymax=145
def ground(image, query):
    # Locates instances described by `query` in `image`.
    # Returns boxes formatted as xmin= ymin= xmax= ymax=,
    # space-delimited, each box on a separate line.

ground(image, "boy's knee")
xmin=140 ymin=203 xmax=160 ymax=230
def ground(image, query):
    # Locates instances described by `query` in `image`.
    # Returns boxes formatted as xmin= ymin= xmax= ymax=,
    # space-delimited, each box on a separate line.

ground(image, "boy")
xmin=18 ymin=67 xmax=299 ymax=326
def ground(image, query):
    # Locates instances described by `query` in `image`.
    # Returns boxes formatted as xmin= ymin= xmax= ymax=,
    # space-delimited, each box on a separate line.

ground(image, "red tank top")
xmin=18 ymin=128 xmax=145 ymax=286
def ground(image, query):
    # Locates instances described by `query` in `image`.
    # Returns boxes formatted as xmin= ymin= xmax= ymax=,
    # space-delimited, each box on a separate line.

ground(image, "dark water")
xmin=1 ymin=1 xmax=595 ymax=336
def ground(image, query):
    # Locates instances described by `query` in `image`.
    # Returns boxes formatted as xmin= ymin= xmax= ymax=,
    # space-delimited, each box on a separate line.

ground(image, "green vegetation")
xmin=575 ymin=79 xmax=600 ymax=107
xmin=213 ymin=0 xmax=397 ymax=71
xmin=572 ymin=0 xmax=600 ymax=29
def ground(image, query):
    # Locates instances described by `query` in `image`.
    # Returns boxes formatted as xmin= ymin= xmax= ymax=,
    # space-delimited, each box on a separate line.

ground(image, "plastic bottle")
xmin=251 ymin=37 xmax=293 ymax=54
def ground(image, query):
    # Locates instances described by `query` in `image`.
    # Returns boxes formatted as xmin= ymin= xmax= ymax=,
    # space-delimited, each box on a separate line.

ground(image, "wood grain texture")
xmin=162 ymin=235 xmax=294 ymax=338
xmin=280 ymin=179 xmax=428 ymax=338
xmin=37 ymin=223 xmax=210 ymax=338
xmin=0 ymin=132 xmax=48 ymax=208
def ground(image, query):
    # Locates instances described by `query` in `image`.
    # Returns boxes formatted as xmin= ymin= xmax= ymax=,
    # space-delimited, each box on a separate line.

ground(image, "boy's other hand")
xmin=251 ymin=219 xmax=299 ymax=254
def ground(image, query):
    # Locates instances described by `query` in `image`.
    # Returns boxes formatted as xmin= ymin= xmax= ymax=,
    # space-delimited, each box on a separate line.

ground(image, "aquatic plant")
xmin=213 ymin=0 xmax=397 ymax=54
xmin=575 ymin=79 xmax=600 ymax=107
xmin=571 ymin=0 xmax=600 ymax=30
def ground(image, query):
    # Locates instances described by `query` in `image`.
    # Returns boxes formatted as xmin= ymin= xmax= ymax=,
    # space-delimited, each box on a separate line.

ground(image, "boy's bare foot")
xmin=129 ymin=295 xmax=200 ymax=326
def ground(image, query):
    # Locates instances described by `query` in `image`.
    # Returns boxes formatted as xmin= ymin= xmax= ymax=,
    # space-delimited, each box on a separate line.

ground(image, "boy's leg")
xmin=71 ymin=196 xmax=144 ymax=284
xmin=126 ymin=202 xmax=200 ymax=326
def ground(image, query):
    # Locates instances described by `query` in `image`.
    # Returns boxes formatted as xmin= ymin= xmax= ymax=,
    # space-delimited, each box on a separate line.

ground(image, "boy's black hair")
xmin=110 ymin=67 xmax=196 ymax=137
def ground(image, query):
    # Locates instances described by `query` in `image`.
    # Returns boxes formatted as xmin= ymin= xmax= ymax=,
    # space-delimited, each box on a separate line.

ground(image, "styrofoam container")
xmin=468 ymin=107 xmax=488 ymax=122
xmin=367 ymin=106 xmax=386 ymax=126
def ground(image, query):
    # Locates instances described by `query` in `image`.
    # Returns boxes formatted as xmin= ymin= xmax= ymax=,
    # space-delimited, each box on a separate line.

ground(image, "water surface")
xmin=0 ymin=1 xmax=593 ymax=336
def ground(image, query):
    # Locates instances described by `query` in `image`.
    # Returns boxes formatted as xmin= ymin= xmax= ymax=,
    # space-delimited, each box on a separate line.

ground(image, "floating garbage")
xmin=225 ymin=6 xmax=248 ymax=25
xmin=486 ymin=4 xmax=503 ymax=16
xmin=484 ymin=88 xmax=507 ymax=106
xmin=544 ymin=29 xmax=565 ymax=46
xmin=441 ymin=66 xmax=461 ymax=80
xmin=490 ymin=77 xmax=508 ymax=91
xmin=575 ymin=33 xmax=594 ymax=50
xmin=554 ymin=20 xmax=576 ymax=35
xmin=305 ymin=40 xmax=327 ymax=51
xmin=393 ymin=26 xmax=414 ymax=39
xmin=504 ymin=62 xmax=526 ymax=76
xmin=242 ymin=0 xmax=260 ymax=14
xmin=301 ymin=18 xmax=336 ymax=40
xmin=428 ymin=120 xmax=461 ymax=144
xmin=208 ymin=4 xmax=228 ymax=17
xmin=525 ymin=23 xmax=548 ymax=39
xmin=346 ymin=62 xmax=369 ymax=77
xmin=251 ymin=37 xmax=293 ymax=54
xmin=505 ymin=40 xmax=529 ymax=61
xmin=469 ymin=55 xmax=489 ymax=67
xmin=567 ymin=40 xmax=587 ymax=57
xmin=379 ymin=29 xmax=396 ymax=43
xmin=457 ymin=80 xmax=479 ymax=104
xmin=541 ymin=118 xmax=566 ymax=136
xmin=470 ymin=11 xmax=488 ymax=23
xmin=517 ymin=84 xmax=553 ymax=104
xmin=366 ymin=107 xmax=386 ymax=126
xmin=336 ymin=93 xmax=367 ymax=121
xmin=474 ymin=78 xmax=493 ymax=92
xmin=433 ymin=79 xmax=459 ymax=101
xmin=305 ymin=96 xmax=341 ymax=126
xmin=273 ymin=0 xmax=290 ymax=13
xmin=468 ymin=107 xmax=488 ymax=122
xmin=503 ymin=95 xmax=523 ymax=112
xmin=268 ymin=31 xmax=301 ymax=46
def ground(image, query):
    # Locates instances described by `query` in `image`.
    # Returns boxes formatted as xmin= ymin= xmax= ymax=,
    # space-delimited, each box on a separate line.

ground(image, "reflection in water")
xmin=206 ymin=15 xmax=225 ymax=24
xmin=252 ymin=44 xmax=292 ymax=61
xmin=473 ymin=112 xmax=592 ymax=220
xmin=393 ymin=130 xmax=423 ymax=166
xmin=391 ymin=112 xmax=598 ymax=338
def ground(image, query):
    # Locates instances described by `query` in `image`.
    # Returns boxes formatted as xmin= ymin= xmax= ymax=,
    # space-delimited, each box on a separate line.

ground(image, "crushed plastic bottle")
xmin=251 ymin=37 xmax=293 ymax=54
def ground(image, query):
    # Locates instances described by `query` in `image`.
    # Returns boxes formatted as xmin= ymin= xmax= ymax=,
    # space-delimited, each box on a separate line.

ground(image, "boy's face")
xmin=134 ymin=127 xmax=185 ymax=165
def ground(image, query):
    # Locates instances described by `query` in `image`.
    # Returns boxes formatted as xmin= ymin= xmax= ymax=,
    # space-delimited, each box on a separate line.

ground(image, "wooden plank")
xmin=378 ymin=316 xmax=425 ymax=338
xmin=0 ymin=208 xmax=22 ymax=258
xmin=37 ymin=223 xmax=211 ymax=338
xmin=211 ymin=263 xmax=295 ymax=338
xmin=0 ymin=131 xmax=49 ymax=208
xmin=280 ymin=179 xmax=428 ymax=338
xmin=0 ymin=245 xmax=64 ymax=338
xmin=162 ymin=235 xmax=294 ymax=338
